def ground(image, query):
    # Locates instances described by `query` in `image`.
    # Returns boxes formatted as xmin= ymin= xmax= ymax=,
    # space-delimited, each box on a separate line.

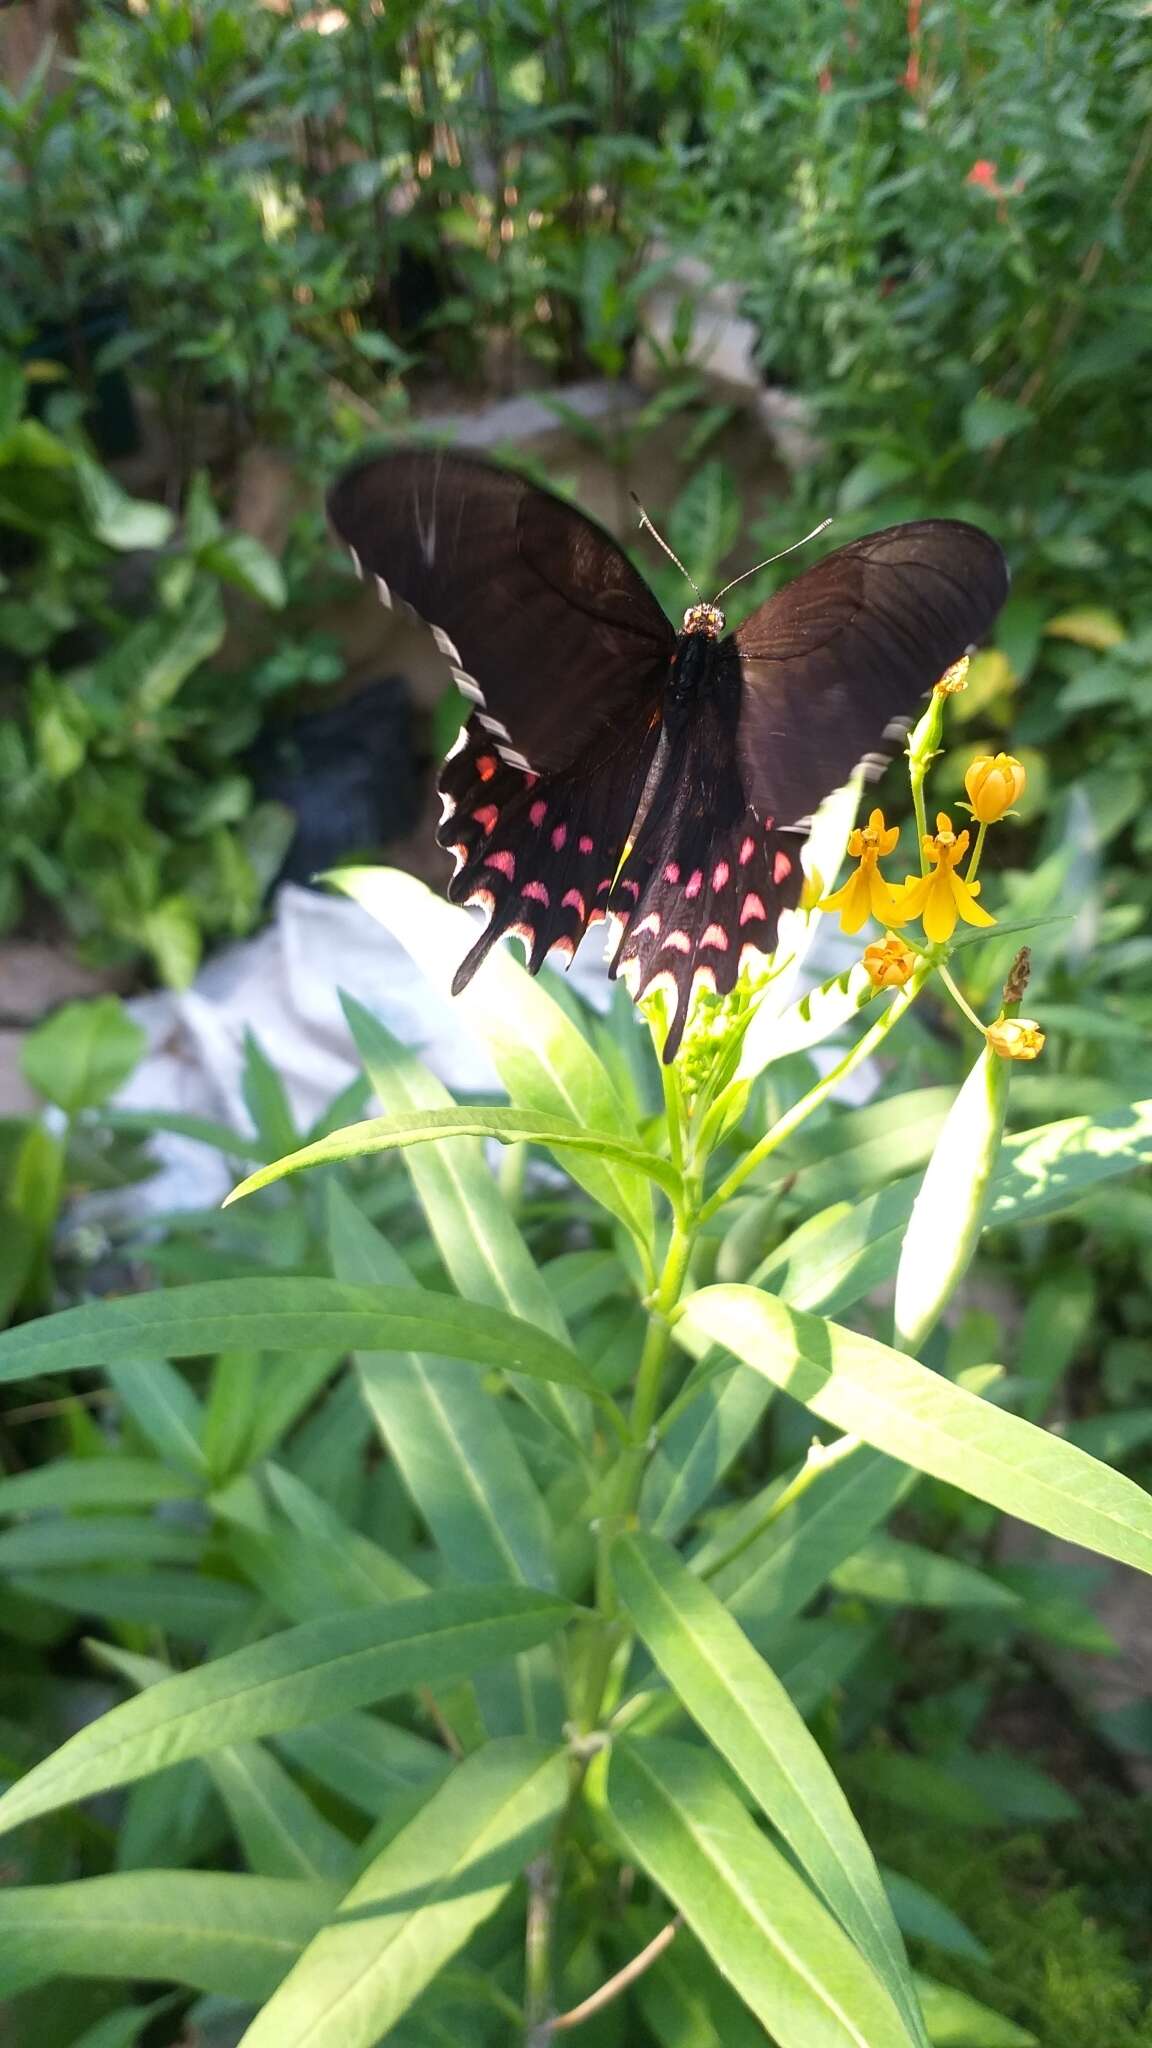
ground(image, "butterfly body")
xmin=328 ymin=447 xmax=1009 ymax=1059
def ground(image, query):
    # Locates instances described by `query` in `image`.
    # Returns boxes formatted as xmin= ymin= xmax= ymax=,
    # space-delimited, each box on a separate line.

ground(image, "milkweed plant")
xmin=0 ymin=667 xmax=1151 ymax=2048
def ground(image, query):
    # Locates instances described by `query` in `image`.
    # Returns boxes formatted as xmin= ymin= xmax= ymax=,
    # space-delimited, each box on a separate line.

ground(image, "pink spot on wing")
xmin=773 ymin=850 xmax=794 ymax=883
xmin=663 ymin=931 xmax=691 ymax=953
xmin=477 ymin=755 xmax=497 ymax=782
xmin=634 ymin=912 xmax=661 ymax=939
xmin=485 ymin=850 xmax=515 ymax=879
xmin=579 ymin=834 xmax=594 ymax=854
xmin=472 ymin=804 xmax=499 ymax=834
xmin=621 ymin=878 xmax=640 ymax=899
xmin=763 ymin=814 xmax=775 ymax=831
xmin=712 ymin=860 xmax=730 ymax=891
xmin=663 ymin=862 xmax=680 ymax=885
xmin=551 ymin=823 xmax=567 ymax=851
xmin=685 ymin=869 xmax=704 ymax=900
xmin=562 ymin=888 xmax=585 ymax=915
xmin=739 ymin=836 xmax=756 ymax=865
xmin=522 ymin=880 xmax=550 ymax=905
xmin=740 ymin=892 xmax=767 ymax=925
xmin=701 ymin=923 xmax=729 ymax=950
xmin=530 ymin=799 xmax=547 ymax=827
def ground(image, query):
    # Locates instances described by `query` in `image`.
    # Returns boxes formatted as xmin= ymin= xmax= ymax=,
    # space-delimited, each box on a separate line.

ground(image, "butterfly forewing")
xmin=328 ymin=448 xmax=673 ymax=775
xmin=731 ymin=519 xmax=1010 ymax=827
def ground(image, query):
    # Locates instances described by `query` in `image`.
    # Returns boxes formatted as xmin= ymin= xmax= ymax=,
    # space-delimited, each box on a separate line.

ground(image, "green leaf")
xmin=0 ymin=1872 xmax=336 ymax=2002
xmin=914 ymin=1975 xmax=1036 ymax=2046
xmin=679 ymin=1287 xmax=1152 ymax=1577
xmin=339 ymin=996 xmax=591 ymax=1448
xmin=0 ymin=1456 xmax=195 ymax=1516
xmin=602 ymin=1738 xmax=919 ymax=2048
xmin=201 ymin=532 xmax=287 ymax=608
xmin=20 ymin=997 xmax=146 ymax=1114
xmin=105 ymin=1356 xmax=208 ymax=1480
xmin=881 ymin=1871 xmax=989 ymax=1963
xmin=11 ymin=1568 xmax=255 ymax=1639
xmin=208 ymin=1744 xmax=358 ymax=1883
xmin=241 ymin=1028 xmax=299 ymax=1156
xmin=226 ymin=1103 xmax=681 ymax=1206
xmin=329 ymin=1187 xmax=556 ymax=1591
xmin=331 ymin=870 xmax=654 ymax=1248
xmin=643 ymin=1364 xmax=773 ymax=1540
xmin=893 ymin=1045 xmax=1009 ymax=1354
xmin=612 ymin=1533 xmax=927 ymax=2047
xmin=72 ymin=447 xmax=175 ymax=550
xmin=0 ymin=1279 xmax=618 ymax=1421
xmin=829 ymin=1535 xmax=1020 ymax=1611
xmin=960 ymin=395 xmax=1033 ymax=452
xmin=237 ymin=1740 xmax=568 ymax=2048
xmin=273 ymin=1712 xmax=451 ymax=1819
xmin=0 ymin=1513 xmax=203 ymax=1571
xmin=757 ymin=1102 xmax=1152 ymax=1318
xmin=0 ymin=1585 xmax=572 ymax=1838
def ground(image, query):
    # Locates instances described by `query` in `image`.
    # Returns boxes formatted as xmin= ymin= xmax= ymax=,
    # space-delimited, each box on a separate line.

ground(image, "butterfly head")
xmin=682 ymin=602 xmax=726 ymax=638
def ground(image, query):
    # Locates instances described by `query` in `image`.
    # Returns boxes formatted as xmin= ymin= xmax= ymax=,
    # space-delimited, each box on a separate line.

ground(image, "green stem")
xmin=965 ymin=820 xmax=989 ymax=884
xmin=524 ymin=1854 xmax=555 ymax=2041
xmin=910 ymin=766 xmax=931 ymax=877
xmin=698 ymin=1434 xmax=863 ymax=1583
xmin=697 ymin=964 xmax=931 ymax=1226
xmin=937 ymin=962 xmax=988 ymax=1036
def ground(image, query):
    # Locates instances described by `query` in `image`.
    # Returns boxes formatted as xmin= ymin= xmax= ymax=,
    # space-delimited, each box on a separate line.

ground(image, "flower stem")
xmin=697 ymin=963 xmax=931 ymax=1225
xmin=937 ymin=962 xmax=988 ymax=1036
xmin=965 ymin=820 xmax=989 ymax=884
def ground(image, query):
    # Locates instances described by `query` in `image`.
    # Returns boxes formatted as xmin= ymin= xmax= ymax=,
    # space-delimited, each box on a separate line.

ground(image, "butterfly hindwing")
xmin=439 ymin=707 xmax=661 ymax=990
xmin=605 ymin=700 xmax=805 ymax=1060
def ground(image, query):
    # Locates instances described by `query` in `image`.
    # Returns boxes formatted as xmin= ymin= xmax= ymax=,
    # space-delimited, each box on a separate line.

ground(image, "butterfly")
xmin=328 ymin=447 xmax=1009 ymax=1060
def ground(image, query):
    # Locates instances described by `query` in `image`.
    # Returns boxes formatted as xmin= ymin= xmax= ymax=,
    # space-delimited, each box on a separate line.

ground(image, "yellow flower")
xmin=934 ymin=656 xmax=970 ymax=696
xmin=986 ymin=1016 xmax=1045 ymax=1061
xmin=895 ymin=812 xmax=997 ymax=943
xmin=862 ymin=935 xmax=917 ymax=989
xmin=818 ymin=808 xmax=905 ymax=934
xmin=965 ymin=752 xmax=1026 ymax=824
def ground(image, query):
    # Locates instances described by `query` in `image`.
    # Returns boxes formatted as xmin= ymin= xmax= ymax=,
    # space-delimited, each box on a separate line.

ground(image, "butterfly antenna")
xmin=630 ymin=491 xmax=703 ymax=602
xmin=712 ymin=518 xmax=834 ymax=605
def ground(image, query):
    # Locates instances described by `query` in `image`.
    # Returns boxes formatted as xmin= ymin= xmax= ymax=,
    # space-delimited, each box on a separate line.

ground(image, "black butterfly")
xmin=328 ymin=448 xmax=1009 ymax=1060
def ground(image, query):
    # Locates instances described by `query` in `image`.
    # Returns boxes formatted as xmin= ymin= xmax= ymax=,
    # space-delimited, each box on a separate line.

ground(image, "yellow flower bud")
xmin=986 ymin=1016 xmax=1045 ymax=1061
xmin=862 ymin=935 xmax=917 ymax=989
xmin=934 ymin=656 xmax=970 ymax=696
xmin=965 ymin=752 xmax=1026 ymax=824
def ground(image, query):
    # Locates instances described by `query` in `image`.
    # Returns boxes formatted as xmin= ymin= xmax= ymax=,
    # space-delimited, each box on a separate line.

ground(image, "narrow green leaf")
xmin=0 ymin=1873 xmax=336 ymax=2002
xmin=894 ymin=1045 xmax=1009 ymax=1354
xmin=637 ymin=1920 xmax=774 ymax=2047
xmin=330 ymin=1186 xmax=556 ymax=1592
xmin=613 ymin=1534 xmax=927 ymax=2046
xmin=241 ymin=1029 xmax=299 ymax=1156
xmin=273 ymin=1713 xmax=451 ymax=1818
xmin=603 ymin=1738 xmax=919 ymax=2048
xmin=339 ymin=997 xmax=588 ymax=1448
xmin=0 ymin=1513 xmax=203 ymax=1571
xmin=331 ymin=868 xmax=654 ymax=1246
xmin=0 ymin=1281 xmax=618 ymax=1421
xmin=880 ymin=1870 xmax=989 ymax=1963
xmin=0 ymin=1585 xmax=572 ymax=1838
xmin=829 ymin=1536 xmax=1020 ymax=1612
xmin=238 ymin=1741 xmax=568 ymax=2048
xmin=10 ymin=1569 xmax=254 ymax=1639
xmin=226 ymin=1103 xmax=681 ymax=1206
xmin=0 ymin=1457 xmax=195 ymax=1516
xmin=914 ymin=1975 xmax=1036 ymax=2046
xmin=679 ymin=1287 xmax=1152 ymax=1577
xmin=643 ymin=1364 xmax=773 ymax=1540
xmin=105 ymin=1356 xmax=207 ymax=1480
xmin=208 ymin=1745 xmax=358 ymax=1883
xmin=758 ymin=1102 xmax=1152 ymax=1317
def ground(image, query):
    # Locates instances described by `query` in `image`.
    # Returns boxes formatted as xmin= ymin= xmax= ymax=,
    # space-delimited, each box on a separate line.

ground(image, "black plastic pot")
xmin=246 ymin=674 xmax=421 ymax=888
xmin=25 ymin=302 xmax=140 ymax=461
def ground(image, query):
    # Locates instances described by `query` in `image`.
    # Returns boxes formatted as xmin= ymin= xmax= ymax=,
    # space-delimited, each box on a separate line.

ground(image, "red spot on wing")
xmin=578 ymin=834 xmax=595 ymax=854
xmin=740 ymin=892 xmax=767 ymax=926
xmin=530 ymin=799 xmax=547 ymax=827
xmin=485 ymin=850 xmax=516 ymax=879
xmin=739 ymin=836 xmax=755 ymax=866
xmin=522 ymin=880 xmax=550 ymax=905
xmin=473 ymin=804 xmax=499 ymax=834
xmin=712 ymin=860 xmax=730 ymax=890
xmin=477 ymin=755 xmax=498 ymax=782
xmin=685 ymin=870 xmax=703 ymax=900
xmin=773 ymin=850 xmax=794 ymax=883
xmin=551 ymin=824 xmax=567 ymax=851
xmin=663 ymin=862 xmax=680 ymax=884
